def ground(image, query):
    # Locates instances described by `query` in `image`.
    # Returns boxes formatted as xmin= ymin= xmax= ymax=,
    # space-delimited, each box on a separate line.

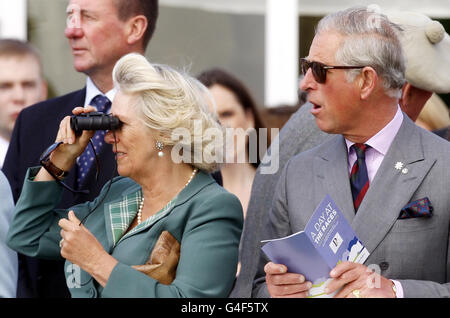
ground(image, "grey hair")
xmin=316 ymin=7 xmax=406 ymax=98
xmin=112 ymin=53 xmax=224 ymax=172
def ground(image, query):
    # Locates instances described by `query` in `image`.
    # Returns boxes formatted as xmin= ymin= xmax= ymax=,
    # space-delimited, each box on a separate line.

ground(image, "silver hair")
xmin=112 ymin=53 xmax=224 ymax=172
xmin=316 ymin=7 xmax=406 ymax=98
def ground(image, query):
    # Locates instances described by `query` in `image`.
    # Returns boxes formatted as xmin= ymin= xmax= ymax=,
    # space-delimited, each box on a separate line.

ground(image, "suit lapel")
xmin=315 ymin=136 xmax=356 ymax=223
xmin=66 ymin=89 xmax=87 ymax=190
xmin=351 ymin=116 xmax=435 ymax=253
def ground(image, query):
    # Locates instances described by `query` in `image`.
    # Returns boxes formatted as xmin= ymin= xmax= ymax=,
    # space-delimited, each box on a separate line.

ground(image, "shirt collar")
xmin=84 ymin=77 xmax=117 ymax=111
xmin=0 ymin=136 xmax=9 ymax=168
xmin=345 ymin=105 xmax=404 ymax=156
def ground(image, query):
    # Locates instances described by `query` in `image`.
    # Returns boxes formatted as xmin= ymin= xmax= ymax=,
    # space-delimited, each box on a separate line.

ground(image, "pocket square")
xmin=398 ymin=197 xmax=433 ymax=219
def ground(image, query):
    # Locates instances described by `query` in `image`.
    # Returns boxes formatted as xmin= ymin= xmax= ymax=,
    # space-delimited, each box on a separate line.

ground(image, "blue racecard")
xmin=261 ymin=194 xmax=369 ymax=297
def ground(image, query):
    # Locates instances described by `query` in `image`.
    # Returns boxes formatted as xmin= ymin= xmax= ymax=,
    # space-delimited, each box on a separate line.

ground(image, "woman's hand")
xmin=51 ymin=106 xmax=97 ymax=170
xmin=35 ymin=106 xmax=96 ymax=181
xmin=58 ymin=211 xmax=118 ymax=287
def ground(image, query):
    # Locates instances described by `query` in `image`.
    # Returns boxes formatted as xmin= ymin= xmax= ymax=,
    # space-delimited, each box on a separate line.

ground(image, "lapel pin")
xmin=401 ymin=168 xmax=408 ymax=174
xmin=395 ymin=161 xmax=404 ymax=170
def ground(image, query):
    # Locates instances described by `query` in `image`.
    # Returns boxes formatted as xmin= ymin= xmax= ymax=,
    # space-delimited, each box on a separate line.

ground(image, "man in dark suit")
xmin=253 ymin=7 xmax=450 ymax=298
xmin=2 ymin=0 xmax=159 ymax=298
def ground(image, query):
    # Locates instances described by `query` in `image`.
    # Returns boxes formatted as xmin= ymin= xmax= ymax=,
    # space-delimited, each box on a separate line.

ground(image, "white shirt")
xmin=0 ymin=136 xmax=9 ymax=169
xmin=84 ymin=77 xmax=117 ymax=111
xmin=345 ymin=106 xmax=404 ymax=182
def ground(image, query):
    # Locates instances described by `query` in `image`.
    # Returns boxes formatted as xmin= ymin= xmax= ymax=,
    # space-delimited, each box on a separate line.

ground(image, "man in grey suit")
xmin=0 ymin=171 xmax=17 ymax=297
xmin=252 ymin=7 xmax=450 ymax=298
xmin=231 ymin=9 xmax=450 ymax=298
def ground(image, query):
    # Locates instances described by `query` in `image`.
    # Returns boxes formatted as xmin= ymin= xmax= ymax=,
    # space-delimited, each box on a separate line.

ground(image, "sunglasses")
xmin=300 ymin=58 xmax=365 ymax=84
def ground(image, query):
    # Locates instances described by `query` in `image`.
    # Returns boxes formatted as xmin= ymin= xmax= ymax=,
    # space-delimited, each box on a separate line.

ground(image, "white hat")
xmin=387 ymin=11 xmax=450 ymax=94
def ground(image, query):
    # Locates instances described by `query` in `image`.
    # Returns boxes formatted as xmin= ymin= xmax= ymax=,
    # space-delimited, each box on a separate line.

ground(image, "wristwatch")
xmin=41 ymin=157 xmax=69 ymax=180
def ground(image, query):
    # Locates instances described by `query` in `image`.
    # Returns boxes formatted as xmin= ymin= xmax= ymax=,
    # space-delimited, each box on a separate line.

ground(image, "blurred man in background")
xmin=0 ymin=39 xmax=47 ymax=168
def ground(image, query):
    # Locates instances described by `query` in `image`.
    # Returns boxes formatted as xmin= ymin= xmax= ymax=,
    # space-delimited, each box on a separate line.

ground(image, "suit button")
xmin=379 ymin=261 xmax=389 ymax=271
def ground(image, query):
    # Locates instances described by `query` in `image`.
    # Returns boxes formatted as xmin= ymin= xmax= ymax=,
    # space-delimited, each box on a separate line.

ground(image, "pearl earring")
xmin=156 ymin=141 xmax=164 ymax=157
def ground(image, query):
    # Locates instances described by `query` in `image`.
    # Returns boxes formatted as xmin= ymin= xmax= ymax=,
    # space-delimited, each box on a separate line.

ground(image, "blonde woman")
xmin=7 ymin=53 xmax=243 ymax=298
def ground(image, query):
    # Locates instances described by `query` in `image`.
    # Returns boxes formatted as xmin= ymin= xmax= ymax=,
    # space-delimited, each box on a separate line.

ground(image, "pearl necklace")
xmin=137 ymin=168 xmax=198 ymax=225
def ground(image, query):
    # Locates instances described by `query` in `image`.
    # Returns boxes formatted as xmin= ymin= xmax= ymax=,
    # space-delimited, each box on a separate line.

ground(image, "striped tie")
xmin=350 ymin=143 xmax=370 ymax=212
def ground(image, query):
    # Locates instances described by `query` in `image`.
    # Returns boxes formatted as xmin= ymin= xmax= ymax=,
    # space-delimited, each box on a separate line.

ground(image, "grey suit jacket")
xmin=253 ymin=115 xmax=450 ymax=298
xmin=0 ymin=171 xmax=18 ymax=297
xmin=230 ymin=103 xmax=331 ymax=297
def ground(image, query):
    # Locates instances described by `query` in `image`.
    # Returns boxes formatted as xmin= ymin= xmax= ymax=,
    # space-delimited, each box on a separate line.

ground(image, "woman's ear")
xmin=358 ymin=67 xmax=377 ymax=100
xmin=125 ymin=15 xmax=148 ymax=46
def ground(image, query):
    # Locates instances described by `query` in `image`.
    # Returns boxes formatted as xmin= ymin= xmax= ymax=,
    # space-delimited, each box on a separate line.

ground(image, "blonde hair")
xmin=112 ymin=53 xmax=224 ymax=172
xmin=416 ymin=94 xmax=450 ymax=131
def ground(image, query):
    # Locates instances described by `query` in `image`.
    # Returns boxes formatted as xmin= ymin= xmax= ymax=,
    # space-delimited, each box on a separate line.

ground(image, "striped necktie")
xmin=76 ymin=94 xmax=111 ymax=186
xmin=350 ymin=143 xmax=370 ymax=212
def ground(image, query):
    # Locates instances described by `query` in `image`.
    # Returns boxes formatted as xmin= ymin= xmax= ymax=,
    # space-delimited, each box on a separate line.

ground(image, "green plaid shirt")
xmin=108 ymin=189 xmax=176 ymax=245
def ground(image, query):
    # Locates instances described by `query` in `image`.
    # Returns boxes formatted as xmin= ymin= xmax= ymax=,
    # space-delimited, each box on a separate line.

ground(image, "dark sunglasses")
xmin=300 ymin=58 xmax=365 ymax=84
xmin=39 ymin=140 xmax=100 ymax=194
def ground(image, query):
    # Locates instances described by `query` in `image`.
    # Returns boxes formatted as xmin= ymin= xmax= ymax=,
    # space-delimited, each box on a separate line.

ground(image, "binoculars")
xmin=70 ymin=112 xmax=121 ymax=136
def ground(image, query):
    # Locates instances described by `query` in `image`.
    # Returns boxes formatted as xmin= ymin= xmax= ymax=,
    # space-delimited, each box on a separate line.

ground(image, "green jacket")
xmin=7 ymin=167 xmax=243 ymax=298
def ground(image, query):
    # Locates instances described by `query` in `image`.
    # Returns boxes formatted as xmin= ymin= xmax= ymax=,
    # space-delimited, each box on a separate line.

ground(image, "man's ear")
xmin=400 ymin=82 xmax=412 ymax=107
xmin=358 ymin=67 xmax=377 ymax=100
xmin=399 ymin=83 xmax=432 ymax=121
xmin=125 ymin=15 xmax=148 ymax=47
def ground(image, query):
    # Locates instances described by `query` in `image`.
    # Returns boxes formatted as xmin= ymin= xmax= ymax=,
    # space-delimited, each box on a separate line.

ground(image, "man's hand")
xmin=264 ymin=262 xmax=312 ymax=298
xmin=325 ymin=262 xmax=396 ymax=298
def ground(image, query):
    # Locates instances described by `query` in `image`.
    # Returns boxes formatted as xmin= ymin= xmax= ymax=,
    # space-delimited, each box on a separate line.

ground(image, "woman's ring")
xmin=59 ymin=238 xmax=64 ymax=248
xmin=352 ymin=289 xmax=361 ymax=298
